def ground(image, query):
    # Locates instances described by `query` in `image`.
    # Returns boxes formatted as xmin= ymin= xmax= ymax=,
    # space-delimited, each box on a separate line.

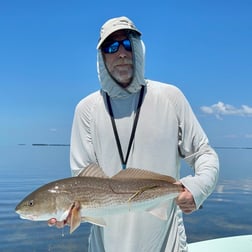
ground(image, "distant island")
xmin=17 ymin=144 xmax=252 ymax=149
xmin=32 ymin=144 xmax=70 ymax=146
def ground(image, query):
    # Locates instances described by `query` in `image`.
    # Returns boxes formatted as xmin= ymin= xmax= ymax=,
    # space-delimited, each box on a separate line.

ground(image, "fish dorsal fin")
xmin=112 ymin=168 xmax=176 ymax=183
xmin=78 ymin=164 xmax=108 ymax=178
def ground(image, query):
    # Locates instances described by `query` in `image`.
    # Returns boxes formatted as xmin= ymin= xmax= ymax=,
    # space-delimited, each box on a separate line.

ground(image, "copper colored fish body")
xmin=15 ymin=165 xmax=183 ymax=233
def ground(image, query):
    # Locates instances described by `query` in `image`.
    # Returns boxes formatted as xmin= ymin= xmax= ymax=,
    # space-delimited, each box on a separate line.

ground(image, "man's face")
xmin=102 ymin=30 xmax=133 ymax=88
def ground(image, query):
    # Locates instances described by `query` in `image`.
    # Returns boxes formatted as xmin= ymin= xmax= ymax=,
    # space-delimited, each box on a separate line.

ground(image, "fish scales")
xmin=50 ymin=177 xmax=179 ymax=207
xmin=15 ymin=166 xmax=184 ymax=233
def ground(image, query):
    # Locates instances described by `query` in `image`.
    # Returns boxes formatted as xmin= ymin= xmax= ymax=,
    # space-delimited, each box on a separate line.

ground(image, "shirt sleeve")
xmin=174 ymin=88 xmax=219 ymax=209
xmin=70 ymin=95 xmax=98 ymax=177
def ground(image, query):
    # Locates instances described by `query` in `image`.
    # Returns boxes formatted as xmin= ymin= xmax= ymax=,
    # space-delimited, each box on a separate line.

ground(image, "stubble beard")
xmin=110 ymin=63 xmax=133 ymax=88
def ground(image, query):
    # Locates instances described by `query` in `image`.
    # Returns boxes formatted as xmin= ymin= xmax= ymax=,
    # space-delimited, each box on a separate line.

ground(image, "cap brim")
xmin=97 ymin=27 xmax=141 ymax=49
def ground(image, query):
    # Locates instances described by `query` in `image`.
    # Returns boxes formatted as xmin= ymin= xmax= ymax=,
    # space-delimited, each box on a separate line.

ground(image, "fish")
xmin=15 ymin=164 xmax=184 ymax=234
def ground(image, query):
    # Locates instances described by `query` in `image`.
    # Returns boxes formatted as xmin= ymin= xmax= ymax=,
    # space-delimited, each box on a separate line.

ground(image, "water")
xmin=1 ymin=145 xmax=252 ymax=251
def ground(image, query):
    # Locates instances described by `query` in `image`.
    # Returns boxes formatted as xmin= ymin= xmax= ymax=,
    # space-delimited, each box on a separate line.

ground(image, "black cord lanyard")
xmin=105 ymin=86 xmax=145 ymax=169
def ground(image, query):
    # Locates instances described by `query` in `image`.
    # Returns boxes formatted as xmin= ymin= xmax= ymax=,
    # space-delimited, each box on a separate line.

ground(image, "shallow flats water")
xmin=1 ymin=145 xmax=252 ymax=251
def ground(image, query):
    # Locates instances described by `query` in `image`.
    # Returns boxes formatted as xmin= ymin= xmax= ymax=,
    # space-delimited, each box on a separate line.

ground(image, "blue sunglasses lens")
xmin=102 ymin=39 xmax=132 ymax=54
xmin=121 ymin=39 xmax=131 ymax=51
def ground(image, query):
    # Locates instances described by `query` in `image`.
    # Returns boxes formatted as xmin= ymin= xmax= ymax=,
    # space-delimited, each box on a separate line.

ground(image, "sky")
xmin=1 ymin=0 xmax=252 ymax=149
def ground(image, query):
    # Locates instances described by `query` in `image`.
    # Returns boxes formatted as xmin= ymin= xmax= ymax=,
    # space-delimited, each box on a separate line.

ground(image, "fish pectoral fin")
xmin=128 ymin=185 xmax=159 ymax=202
xmin=82 ymin=216 xmax=106 ymax=227
xmin=147 ymin=203 xmax=169 ymax=221
xmin=69 ymin=201 xmax=81 ymax=234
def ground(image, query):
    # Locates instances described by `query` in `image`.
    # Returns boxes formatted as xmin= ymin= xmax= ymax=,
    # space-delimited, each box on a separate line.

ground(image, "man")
xmin=52 ymin=16 xmax=219 ymax=251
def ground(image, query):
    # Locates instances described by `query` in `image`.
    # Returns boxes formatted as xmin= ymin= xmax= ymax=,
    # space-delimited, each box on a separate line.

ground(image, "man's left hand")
xmin=175 ymin=184 xmax=196 ymax=214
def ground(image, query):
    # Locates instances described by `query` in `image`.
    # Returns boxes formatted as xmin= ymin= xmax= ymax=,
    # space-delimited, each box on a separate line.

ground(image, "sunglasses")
xmin=101 ymin=39 xmax=132 ymax=54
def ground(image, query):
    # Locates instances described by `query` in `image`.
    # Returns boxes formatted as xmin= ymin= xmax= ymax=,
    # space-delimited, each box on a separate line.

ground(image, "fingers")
xmin=176 ymin=187 xmax=196 ymax=214
xmin=48 ymin=218 xmax=57 ymax=226
xmin=48 ymin=218 xmax=66 ymax=229
xmin=176 ymin=200 xmax=196 ymax=214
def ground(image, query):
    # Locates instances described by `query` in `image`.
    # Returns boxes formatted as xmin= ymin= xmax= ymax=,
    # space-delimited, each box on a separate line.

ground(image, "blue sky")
xmin=1 ymin=1 xmax=252 ymax=148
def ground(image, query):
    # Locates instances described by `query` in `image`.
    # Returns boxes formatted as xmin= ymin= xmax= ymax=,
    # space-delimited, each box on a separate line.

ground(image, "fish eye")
xmin=28 ymin=200 xmax=34 ymax=207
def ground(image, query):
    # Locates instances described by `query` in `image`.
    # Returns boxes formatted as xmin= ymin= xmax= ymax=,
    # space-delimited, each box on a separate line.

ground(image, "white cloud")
xmin=200 ymin=101 xmax=252 ymax=119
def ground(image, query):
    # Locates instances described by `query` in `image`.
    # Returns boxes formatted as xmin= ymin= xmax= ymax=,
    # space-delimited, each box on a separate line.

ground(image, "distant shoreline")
xmin=32 ymin=144 xmax=70 ymax=146
xmin=16 ymin=144 xmax=252 ymax=149
xmin=17 ymin=143 xmax=70 ymax=147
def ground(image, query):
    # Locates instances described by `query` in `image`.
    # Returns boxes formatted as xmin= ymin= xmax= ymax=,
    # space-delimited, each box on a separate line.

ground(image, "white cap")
xmin=97 ymin=16 xmax=141 ymax=49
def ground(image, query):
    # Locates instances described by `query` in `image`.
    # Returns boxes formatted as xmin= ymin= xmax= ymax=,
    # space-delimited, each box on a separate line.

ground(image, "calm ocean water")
xmin=1 ymin=145 xmax=252 ymax=252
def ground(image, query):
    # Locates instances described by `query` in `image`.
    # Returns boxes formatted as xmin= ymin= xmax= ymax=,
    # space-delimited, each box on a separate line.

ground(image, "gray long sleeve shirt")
xmin=70 ymin=80 xmax=219 ymax=252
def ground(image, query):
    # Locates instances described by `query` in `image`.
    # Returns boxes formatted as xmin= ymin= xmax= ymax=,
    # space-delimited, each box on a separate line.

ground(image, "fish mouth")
xmin=19 ymin=214 xmax=29 ymax=220
xmin=21 ymin=214 xmax=35 ymax=220
xmin=16 ymin=211 xmax=37 ymax=221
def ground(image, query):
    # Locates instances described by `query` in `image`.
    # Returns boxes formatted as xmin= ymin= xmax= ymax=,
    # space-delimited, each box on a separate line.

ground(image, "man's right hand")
xmin=48 ymin=218 xmax=68 ymax=229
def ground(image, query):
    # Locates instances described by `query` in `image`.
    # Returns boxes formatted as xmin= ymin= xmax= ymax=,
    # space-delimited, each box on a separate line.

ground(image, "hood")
xmin=97 ymin=33 xmax=146 ymax=98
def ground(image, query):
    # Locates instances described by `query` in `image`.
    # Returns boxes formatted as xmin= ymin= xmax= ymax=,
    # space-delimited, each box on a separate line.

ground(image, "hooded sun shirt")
xmin=70 ymin=16 xmax=219 ymax=252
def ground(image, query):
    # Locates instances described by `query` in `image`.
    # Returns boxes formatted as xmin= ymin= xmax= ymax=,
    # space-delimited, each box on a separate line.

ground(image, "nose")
xmin=117 ymin=44 xmax=128 ymax=57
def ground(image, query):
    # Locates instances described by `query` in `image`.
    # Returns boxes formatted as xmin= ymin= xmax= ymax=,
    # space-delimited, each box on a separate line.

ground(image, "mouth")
xmin=17 ymin=212 xmax=36 ymax=221
xmin=114 ymin=64 xmax=133 ymax=71
xmin=114 ymin=60 xmax=132 ymax=67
